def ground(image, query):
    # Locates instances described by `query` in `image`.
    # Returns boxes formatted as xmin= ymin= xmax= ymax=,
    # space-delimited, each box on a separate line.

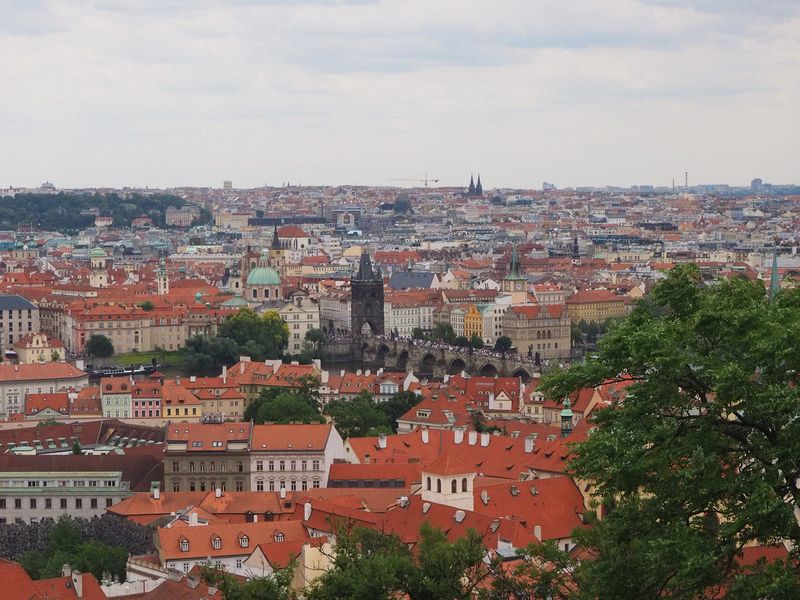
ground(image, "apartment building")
xmin=0 ymin=363 xmax=89 ymax=420
xmin=0 ymin=295 xmax=40 ymax=352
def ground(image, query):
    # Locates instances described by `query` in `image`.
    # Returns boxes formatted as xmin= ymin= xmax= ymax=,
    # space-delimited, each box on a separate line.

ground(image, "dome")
xmin=222 ymin=296 xmax=249 ymax=308
xmin=89 ymin=247 xmax=106 ymax=257
xmin=246 ymin=267 xmax=281 ymax=286
xmin=194 ymin=291 xmax=203 ymax=302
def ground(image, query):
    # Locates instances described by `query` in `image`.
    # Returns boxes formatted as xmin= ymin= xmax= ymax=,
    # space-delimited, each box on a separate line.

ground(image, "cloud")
xmin=0 ymin=0 xmax=797 ymax=188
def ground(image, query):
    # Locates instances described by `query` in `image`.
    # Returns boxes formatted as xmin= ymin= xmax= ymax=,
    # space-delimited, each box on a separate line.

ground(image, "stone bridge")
xmin=359 ymin=338 xmax=542 ymax=382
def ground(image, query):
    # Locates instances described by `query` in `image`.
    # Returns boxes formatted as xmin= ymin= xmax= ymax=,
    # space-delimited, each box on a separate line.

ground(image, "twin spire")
xmin=467 ymin=174 xmax=483 ymax=196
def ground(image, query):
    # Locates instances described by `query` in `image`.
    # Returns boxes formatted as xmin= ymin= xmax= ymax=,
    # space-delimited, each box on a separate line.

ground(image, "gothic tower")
xmin=475 ymin=174 xmax=483 ymax=196
xmin=468 ymin=174 xmax=475 ymax=195
xmin=351 ymin=250 xmax=384 ymax=336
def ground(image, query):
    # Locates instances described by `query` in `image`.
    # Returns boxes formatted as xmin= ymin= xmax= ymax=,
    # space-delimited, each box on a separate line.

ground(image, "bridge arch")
xmin=420 ymin=353 xmax=438 ymax=375
xmin=377 ymin=343 xmax=391 ymax=357
xmin=511 ymin=367 xmax=533 ymax=383
xmin=397 ymin=350 xmax=410 ymax=371
xmin=448 ymin=357 xmax=467 ymax=375
xmin=478 ymin=363 xmax=498 ymax=377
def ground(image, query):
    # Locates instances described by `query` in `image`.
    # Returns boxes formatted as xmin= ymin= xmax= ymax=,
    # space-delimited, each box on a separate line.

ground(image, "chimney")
xmin=454 ymin=510 xmax=466 ymax=524
xmin=240 ymin=361 xmax=245 ymax=374
xmin=468 ymin=430 xmax=478 ymax=446
xmin=356 ymin=369 xmax=362 ymax=376
xmin=480 ymin=432 xmax=490 ymax=447
xmin=534 ymin=525 xmax=542 ymax=541
xmin=453 ymin=427 xmax=465 ymax=445
xmin=378 ymin=433 xmax=387 ymax=449
xmin=222 ymin=365 xmax=227 ymax=383
xmin=280 ymin=488 xmax=286 ymax=499
xmin=524 ymin=435 xmax=535 ymax=453
xmin=153 ymin=486 xmax=160 ymax=500
xmin=304 ymin=502 xmax=312 ymax=521
xmin=189 ymin=512 xmax=198 ymax=526
xmin=215 ymin=487 xmax=222 ymax=498
xmin=421 ymin=427 xmax=429 ymax=444
xmin=71 ymin=572 xmax=83 ymax=598
xmin=364 ymin=369 xmax=370 ymax=376
xmin=175 ymin=376 xmax=181 ymax=386
xmin=190 ymin=375 xmax=196 ymax=383
xmin=62 ymin=563 xmax=72 ymax=577
xmin=480 ymin=489 xmax=489 ymax=505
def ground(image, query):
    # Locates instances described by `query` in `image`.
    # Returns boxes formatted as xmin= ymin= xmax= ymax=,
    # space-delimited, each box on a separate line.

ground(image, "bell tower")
xmin=157 ymin=256 xmax=169 ymax=295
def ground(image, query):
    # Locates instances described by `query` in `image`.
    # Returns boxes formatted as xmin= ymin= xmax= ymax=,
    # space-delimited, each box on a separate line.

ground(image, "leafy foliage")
xmin=1 ymin=516 xmax=153 ymax=583
xmin=85 ymin=334 xmax=114 ymax=358
xmin=0 ymin=192 xmax=195 ymax=233
xmin=305 ymin=523 xmax=487 ymax=600
xmin=493 ymin=335 xmax=512 ymax=353
xmin=218 ymin=308 xmax=289 ymax=361
xmin=324 ymin=390 xmax=421 ymax=439
xmin=244 ymin=375 xmax=324 ymax=424
xmin=470 ymin=333 xmax=485 ymax=349
xmin=431 ymin=323 xmax=456 ymax=344
xmin=531 ymin=264 xmax=800 ymax=598
xmin=183 ymin=335 xmax=241 ymax=375
xmin=201 ymin=564 xmax=297 ymax=600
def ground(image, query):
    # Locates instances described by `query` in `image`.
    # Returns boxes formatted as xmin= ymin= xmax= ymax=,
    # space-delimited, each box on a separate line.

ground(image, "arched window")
xmin=451 ymin=479 xmax=457 ymax=493
xmin=240 ymin=535 xmax=249 ymax=548
xmin=274 ymin=533 xmax=284 ymax=542
xmin=426 ymin=476 xmax=431 ymax=491
xmin=180 ymin=539 xmax=189 ymax=552
xmin=462 ymin=478 xmax=468 ymax=492
xmin=547 ymin=330 xmax=552 ymax=339
xmin=211 ymin=536 xmax=221 ymax=550
xmin=436 ymin=479 xmax=441 ymax=493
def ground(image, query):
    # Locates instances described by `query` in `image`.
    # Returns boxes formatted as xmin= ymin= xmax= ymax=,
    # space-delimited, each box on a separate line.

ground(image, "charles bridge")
xmin=322 ymin=336 xmax=547 ymax=382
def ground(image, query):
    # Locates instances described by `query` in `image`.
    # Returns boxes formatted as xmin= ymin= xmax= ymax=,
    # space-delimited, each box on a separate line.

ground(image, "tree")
xmin=50 ymin=350 xmax=60 ymax=362
xmin=493 ymin=336 xmax=512 ymax=354
xmin=184 ymin=335 xmax=240 ymax=375
xmin=305 ymin=328 xmax=325 ymax=348
xmin=411 ymin=327 xmax=425 ymax=340
xmin=306 ymin=523 xmax=489 ymax=600
xmin=452 ymin=335 xmax=470 ymax=348
xmin=140 ymin=301 xmax=155 ymax=311
xmin=325 ymin=391 xmax=391 ymax=439
xmin=470 ymin=333 xmax=484 ymax=349
xmin=72 ymin=440 xmax=82 ymax=455
xmin=431 ymin=323 xmax=455 ymax=344
xmin=534 ymin=265 xmax=800 ymax=597
xmin=253 ymin=390 xmax=323 ymax=424
xmin=85 ymin=334 xmax=113 ymax=358
xmin=219 ymin=308 xmax=289 ymax=361
xmin=381 ymin=391 xmax=421 ymax=432
xmin=201 ymin=564 xmax=296 ymax=600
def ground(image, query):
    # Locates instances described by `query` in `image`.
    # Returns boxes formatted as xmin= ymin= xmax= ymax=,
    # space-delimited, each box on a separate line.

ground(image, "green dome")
xmin=246 ymin=267 xmax=281 ymax=286
xmin=90 ymin=247 xmax=106 ymax=257
xmin=222 ymin=296 xmax=249 ymax=308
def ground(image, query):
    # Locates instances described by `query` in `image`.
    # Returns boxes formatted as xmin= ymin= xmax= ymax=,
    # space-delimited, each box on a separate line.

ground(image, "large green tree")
xmin=244 ymin=375 xmax=323 ymax=424
xmin=530 ymin=265 xmax=800 ymax=598
xmin=85 ymin=334 xmax=114 ymax=358
xmin=325 ymin=391 xmax=391 ymax=439
xmin=219 ymin=308 xmax=289 ymax=361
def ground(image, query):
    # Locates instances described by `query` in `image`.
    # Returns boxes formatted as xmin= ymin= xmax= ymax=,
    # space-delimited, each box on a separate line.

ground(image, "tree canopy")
xmin=218 ymin=308 xmax=289 ymax=361
xmin=244 ymin=375 xmax=323 ymax=424
xmin=532 ymin=264 xmax=800 ymax=598
xmin=493 ymin=335 xmax=512 ymax=353
xmin=85 ymin=334 xmax=114 ymax=358
xmin=324 ymin=390 xmax=421 ymax=439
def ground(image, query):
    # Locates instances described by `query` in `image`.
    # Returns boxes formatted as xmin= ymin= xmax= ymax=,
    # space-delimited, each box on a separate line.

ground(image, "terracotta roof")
xmin=25 ymin=392 xmax=69 ymax=415
xmin=567 ymin=289 xmax=624 ymax=304
xmin=251 ymin=424 xmax=333 ymax=452
xmin=0 ymin=362 xmax=87 ymax=383
xmin=424 ymin=454 xmax=475 ymax=476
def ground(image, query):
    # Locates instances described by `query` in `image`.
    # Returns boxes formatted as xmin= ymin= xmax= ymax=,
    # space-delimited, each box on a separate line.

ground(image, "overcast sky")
xmin=1 ymin=0 xmax=798 ymax=189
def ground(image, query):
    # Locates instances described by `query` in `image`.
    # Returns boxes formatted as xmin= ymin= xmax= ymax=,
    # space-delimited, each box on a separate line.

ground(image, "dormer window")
xmin=239 ymin=535 xmax=249 ymax=548
xmin=274 ymin=533 xmax=284 ymax=542
xmin=180 ymin=539 xmax=189 ymax=552
xmin=211 ymin=536 xmax=222 ymax=550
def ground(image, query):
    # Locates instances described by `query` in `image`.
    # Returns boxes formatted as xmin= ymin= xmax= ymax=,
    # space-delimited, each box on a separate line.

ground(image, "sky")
xmin=1 ymin=0 xmax=798 ymax=190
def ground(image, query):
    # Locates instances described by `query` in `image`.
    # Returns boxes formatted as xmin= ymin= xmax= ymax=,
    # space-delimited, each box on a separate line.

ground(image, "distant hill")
xmin=0 ymin=192 xmax=205 ymax=233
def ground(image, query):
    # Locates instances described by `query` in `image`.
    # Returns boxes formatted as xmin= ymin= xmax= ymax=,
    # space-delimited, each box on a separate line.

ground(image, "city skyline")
xmin=1 ymin=0 xmax=798 ymax=189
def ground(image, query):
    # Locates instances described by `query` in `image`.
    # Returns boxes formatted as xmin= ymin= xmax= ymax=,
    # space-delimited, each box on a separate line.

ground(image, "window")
xmin=75 ymin=499 xmax=82 ymax=509
xmin=268 ymin=461 xmax=274 ymax=471
xmin=189 ymin=481 xmax=196 ymax=492
xmin=14 ymin=499 xmax=21 ymax=509
xmin=183 ymin=562 xmax=189 ymax=572
xmin=189 ymin=462 xmax=195 ymax=473
xmin=173 ymin=481 xmax=180 ymax=492
xmin=256 ymin=479 xmax=264 ymax=492
xmin=437 ymin=479 xmax=442 ymax=493
xmin=240 ymin=536 xmax=249 ymax=548
xmin=312 ymin=479 xmax=320 ymax=489
xmin=45 ymin=498 xmax=52 ymax=509
xmin=301 ymin=479 xmax=308 ymax=491
xmin=235 ymin=481 xmax=243 ymax=492
xmin=256 ymin=460 xmax=263 ymax=471
xmin=290 ymin=460 xmax=296 ymax=471
xmin=90 ymin=498 xmax=98 ymax=509
xmin=30 ymin=499 xmax=36 ymax=509
xmin=426 ymin=477 xmax=431 ymax=491
xmin=312 ymin=460 xmax=320 ymax=471
xmin=274 ymin=533 xmax=284 ymax=542
xmin=60 ymin=499 xmax=67 ymax=509
xmin=462 ymin=478 xmax=468 ymax=492
xmin=212 ymin=537 xmax=221 ymax=550
xmin=180 ymin=539 xmax=189 ymax=552
xmin=290 ymin=479 xmax=297 ymax=491
xmin=301 ymin=460 xmax=307 ymax=471
xmin=269 ymin=479 xmax=275 ymax=491
xmin=279 ymin=460 xmax=285 ymax=471
xmin=0 ymin=499 xmax=5 ymax=509
xmin=236 ymin=559 xmax=243 ymax=569
xmin=451 ymin=479 xmax=457 ymax=493
xmin=106 ymin=498 xmax=113 ymax=507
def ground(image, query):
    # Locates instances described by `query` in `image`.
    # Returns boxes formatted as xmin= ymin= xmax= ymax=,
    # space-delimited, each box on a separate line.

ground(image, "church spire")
xmin=507 ymin=244 xmax=523 ymax=279
xmin=468 ymin=174 xmax=475 ymax=195
xmin=769 ymin=251 xmax=780 ymax=300
xmin=356 ymin=249 xmax=380 ymax=281
xmin=271 ymin=225 xmax=281 ymax=250
xmin=475 ymin=174 xmax=483 ymax=196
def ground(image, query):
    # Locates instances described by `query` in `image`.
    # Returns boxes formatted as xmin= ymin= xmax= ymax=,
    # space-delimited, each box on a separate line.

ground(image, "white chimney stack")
xmin=189 ymin=512 xmax=198 ymax=526
xmin=378 ymin=433 xmax=387 ymax=449
xmin=71 ymin=572 xmax=83 ymax=598
xmin=153 ymin=487 xmax=160 ymax=500
xmin=480 ymin=432 xmax=490 ymax=447
xmin=453 ymin=427 xmax=465 ymax=445
xmin=215 ymin=487 xmax=222 ymax=498
xmin=222 ymin=365 xmax=227 ymax=383
xmin=534 ymin=525 xmax=542 ymax=541
xmin=304 ymin=502 xmax=312 ymax=521
xmin=421 ymin=427 xmax=429 ymax=444
xmin=524 ymin=435 xmax=535 ymax=453
xmin=468 ymin=430 xmax=478 ymax=446
xmin=280 ymin=488 xmax=286 ymax=499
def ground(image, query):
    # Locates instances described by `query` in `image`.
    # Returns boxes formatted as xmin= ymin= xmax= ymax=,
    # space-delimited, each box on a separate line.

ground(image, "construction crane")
xmin=390 ymin=173 xmax=439 ymax=187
